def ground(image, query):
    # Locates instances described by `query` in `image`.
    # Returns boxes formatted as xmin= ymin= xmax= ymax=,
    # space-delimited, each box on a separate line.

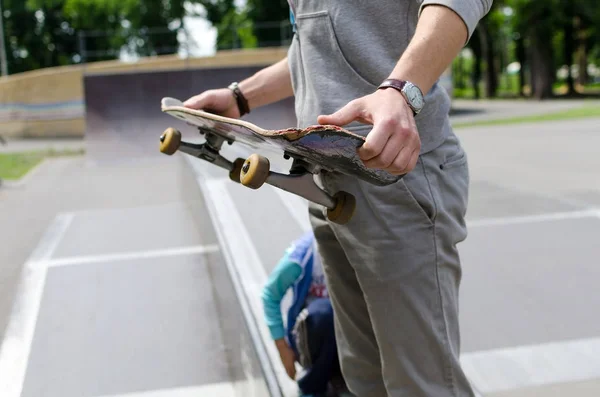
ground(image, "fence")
xmin=77 ymin=21 xmax=294 ymax=64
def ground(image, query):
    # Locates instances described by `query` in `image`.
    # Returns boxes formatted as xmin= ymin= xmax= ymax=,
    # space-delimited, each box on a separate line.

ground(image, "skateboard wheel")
xmin=327 ymin=191 xmax=356 ymax=225
xmin=229 ymin=158 xmax=245 ymax=183
xmin=159 ymin=127 xmax=181 ymax=155
xmin=240 ymin=154 xmax=270 ymax=189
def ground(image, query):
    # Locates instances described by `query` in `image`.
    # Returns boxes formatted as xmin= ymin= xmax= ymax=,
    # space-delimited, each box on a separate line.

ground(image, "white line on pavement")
xmin=97 ymin=382 xmax=236 ymax=397
xmin=0 ymin=212 xmax=74 ymax=397
xmin=467 ymin=209 xmax=600 ymax=228
xmin=44 ymin=244 xmax=220 ymax=268
xmin=461 ymin=337 xmax=600 ymax=394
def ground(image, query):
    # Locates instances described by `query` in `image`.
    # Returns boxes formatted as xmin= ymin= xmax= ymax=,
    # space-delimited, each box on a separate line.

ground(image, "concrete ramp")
xmin=83 ymin=67 xmax=296 ymax=164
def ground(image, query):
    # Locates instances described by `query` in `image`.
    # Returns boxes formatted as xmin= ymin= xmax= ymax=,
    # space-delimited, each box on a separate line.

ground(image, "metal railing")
xmin=77 ymin=21 xmax=294 ymax=64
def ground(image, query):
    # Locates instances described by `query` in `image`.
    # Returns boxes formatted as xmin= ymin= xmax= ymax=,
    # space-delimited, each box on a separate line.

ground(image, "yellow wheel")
xmin=229 ymin=158 xmax=245 ymax=183
xmin=240 ymin=154 xmax=270 ymax=189
xmin=159 ymin=127 xmax=181 ymax=155
xmin=327 ymin=191 xmax=356 ymax=225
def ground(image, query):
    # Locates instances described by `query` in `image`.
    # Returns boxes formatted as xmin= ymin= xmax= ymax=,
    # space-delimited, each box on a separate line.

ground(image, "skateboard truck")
xmin=159 ymin=127 xmax=356 ymax=224
xmin=159 ymin=127 xmax=244 ymax=180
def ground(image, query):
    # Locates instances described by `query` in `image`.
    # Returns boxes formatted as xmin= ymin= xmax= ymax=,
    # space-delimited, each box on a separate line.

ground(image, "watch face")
xmin=408 ymin=85 xmax=424 ymax=109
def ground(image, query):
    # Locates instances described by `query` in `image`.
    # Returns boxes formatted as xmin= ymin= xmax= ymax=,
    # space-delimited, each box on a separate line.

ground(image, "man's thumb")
xmin=317 ymin=100 xmax=361 ymax=126
xmin=183 ymin=93 xmax=211 ymax=110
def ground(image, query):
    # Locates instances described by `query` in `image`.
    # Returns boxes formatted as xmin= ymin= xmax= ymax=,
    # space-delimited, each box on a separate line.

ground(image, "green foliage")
xmin=215 ymin=8 xmax=257 ymax=50
xmin=2 ymin=0 xmax=599 ymax=96
xmin=0 ymin=148 xmax=84 ymax=180
xmin=457 ymin=0 xmax=600 ymax=99
xmin=246 ymin=0 xmax=289 ymax=46
xmin=2 ymin=0 xmax=192 ymax=73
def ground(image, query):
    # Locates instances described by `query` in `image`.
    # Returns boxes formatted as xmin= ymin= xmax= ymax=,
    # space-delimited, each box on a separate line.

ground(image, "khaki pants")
xmin=309 ymin=131 xmax=474 ymax=397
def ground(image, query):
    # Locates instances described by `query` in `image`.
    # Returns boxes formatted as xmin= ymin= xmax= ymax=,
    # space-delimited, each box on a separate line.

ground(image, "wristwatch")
xmin=228 ymin=82 xmax=250 ymax=116
xmin=378 ymin=79 xmax=425 ymax=116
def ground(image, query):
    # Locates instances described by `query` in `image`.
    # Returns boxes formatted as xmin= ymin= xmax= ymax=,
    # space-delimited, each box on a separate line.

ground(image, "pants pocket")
xmin=399 ymin=159 xmax=437 ymax=225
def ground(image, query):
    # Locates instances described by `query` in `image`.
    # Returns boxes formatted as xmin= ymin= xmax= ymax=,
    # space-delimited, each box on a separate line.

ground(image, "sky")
xmin=178 ymin=2 xmax=217 ymax=58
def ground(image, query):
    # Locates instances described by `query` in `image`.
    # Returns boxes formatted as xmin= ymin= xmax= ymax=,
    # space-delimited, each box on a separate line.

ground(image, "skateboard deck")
xmin=161 ymin=97 xmax=401 ymax=186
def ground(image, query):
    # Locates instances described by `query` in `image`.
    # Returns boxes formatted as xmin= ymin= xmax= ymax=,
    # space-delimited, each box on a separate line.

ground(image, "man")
xmin=184 ymin=1 xmax=492 ymax=395
xmin=261 ymin=231 xmax=345 ymax=396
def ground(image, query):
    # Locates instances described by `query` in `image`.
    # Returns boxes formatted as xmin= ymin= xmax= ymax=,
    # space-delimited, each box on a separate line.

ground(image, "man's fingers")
xmin=387 ymin=147 xmax=419 ymax=175
xmin=358 ymin=117 xmax=403 ymax=161
xmin=361 ymin=117 xmax=421 ymax=174
xmin=392 ymin=147 xmax=416 ymax=174
xmin=401 ymin=149 xmax=420 ymax=175
xmin=317 ymin=99 xmax=364 ymax=126
xmin=362 ymin=126 xmax=404 ymax=169
xmin=183 ymin=93 xmax=210 ymax=109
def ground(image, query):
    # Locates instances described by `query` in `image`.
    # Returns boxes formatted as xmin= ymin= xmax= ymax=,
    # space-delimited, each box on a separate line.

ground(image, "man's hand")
xmin=318 ymin=88 xmax=421 ymax=175
xmin=183 ymin=88 xmax=241 ymax=119
xmin=183 ymin=57 xmax=294 ymax=118
xmin=275 ymin=339 xmax=297 ymax=379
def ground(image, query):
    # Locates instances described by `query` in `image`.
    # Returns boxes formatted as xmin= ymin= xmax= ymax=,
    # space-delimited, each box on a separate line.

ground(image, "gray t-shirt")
xmin=287 ymin=0 xmax=492 ymax=154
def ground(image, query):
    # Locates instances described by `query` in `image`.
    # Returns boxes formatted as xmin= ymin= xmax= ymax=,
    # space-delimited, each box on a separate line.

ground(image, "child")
xmin=261 ymin=231 xmax=345 ymax=397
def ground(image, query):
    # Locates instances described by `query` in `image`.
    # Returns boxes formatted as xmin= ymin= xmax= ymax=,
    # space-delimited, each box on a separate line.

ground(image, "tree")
xmin=246 ymin=0 xmax=289 ymax=47
xmin=198 ymin=0 xmax=290 ymax=50
xmin=3 ymin=0 xmax=194 ymax=73
xmin=2 ymin=0 xmax=41 ymax=73
xmin=502 ymin=0 xmax=561 ymax=99
xmin=193 ymin=0 xmax=255 ymax=50
xmin=561 ymin=0 xmax=576 ymax=94
xmin=471 ymin=3 xmax=503 ymax=99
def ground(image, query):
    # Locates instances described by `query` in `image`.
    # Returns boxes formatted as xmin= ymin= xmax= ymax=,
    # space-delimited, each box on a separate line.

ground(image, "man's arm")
xmin=238 ymin=57 xmax=294 ymax=110
xmin=184 ymin=57 xmax=293 ymax=117
xmin=318 ymin=2 xmax=492 ymax=175
xmin=390 ymin=1 xmax=493 ymax=95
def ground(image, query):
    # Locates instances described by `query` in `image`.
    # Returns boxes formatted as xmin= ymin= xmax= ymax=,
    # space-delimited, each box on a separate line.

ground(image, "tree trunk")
xmin=516 ymin=38 xmax=527 ymax=96
xmin=575 ymin=16 xmax=588 ymax=86
xmin=563 ymin=16 xmax=575 ymax=94
xmin=479 ymin=24 xmax=498 ymax=98
xmin=529 ymin=33 xmax=554 ymax=99
xmin=472 ymin=52 xmax=482 ymax=100
xmin=456 ymin=55 xmax=465 ymax=90
xmin=471 ymin=28 xmax=484 ymax=99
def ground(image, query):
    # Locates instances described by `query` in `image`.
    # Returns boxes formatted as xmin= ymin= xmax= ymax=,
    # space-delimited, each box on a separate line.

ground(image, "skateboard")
xmin=158 ymin=97 xmax=402 ymax=224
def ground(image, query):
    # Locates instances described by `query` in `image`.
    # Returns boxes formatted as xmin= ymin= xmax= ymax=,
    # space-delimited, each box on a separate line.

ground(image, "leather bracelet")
xmin=228 ymin=82 xmax=250 ymax=116
xmin=378 ymin=79 xmax=407 ymax=93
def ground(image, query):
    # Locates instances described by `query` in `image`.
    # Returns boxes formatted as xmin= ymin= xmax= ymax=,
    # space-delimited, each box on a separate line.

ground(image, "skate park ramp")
xmin=83 ymin=66 xmax=297 ymax=164
xmin=80 ymin=65 xmax=300 ymax=397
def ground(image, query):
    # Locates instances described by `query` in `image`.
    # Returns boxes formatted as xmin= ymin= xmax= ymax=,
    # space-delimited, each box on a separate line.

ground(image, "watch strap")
xmin=228 ymin=82 xmax=250 ymax=116
xmin=378 ymin=79 xmax=408 ymax=93
xmin=377 ymin=79 xmax=421 ymax=115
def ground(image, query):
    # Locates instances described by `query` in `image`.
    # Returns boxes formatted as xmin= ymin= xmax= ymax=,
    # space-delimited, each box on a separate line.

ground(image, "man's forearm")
xmin=238 ymin=58 xmax=294 ymax=111
xmin=389 ymin=5 xmax=468 ymax=95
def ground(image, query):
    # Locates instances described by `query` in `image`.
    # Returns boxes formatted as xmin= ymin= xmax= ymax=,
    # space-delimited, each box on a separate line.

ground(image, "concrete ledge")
xmin=83 ymin=47 xmax=288 ymax=76
xmin=178 ymin=154 xmax=278 ymax=397
xmin=0 ymin=47 xmax=288 ymax=139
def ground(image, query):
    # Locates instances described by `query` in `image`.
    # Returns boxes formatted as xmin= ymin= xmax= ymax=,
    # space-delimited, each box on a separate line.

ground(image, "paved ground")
xmin=184 ymin=116 xmax=600 ymax=396
xmin=0 ymin=139 xmax=85 ymax=154
xmin=0 ymin=99 xmax=599 ymax=397
xmin=0 ymin=154 xmax=269 ymax=397
xmin=449 ymin=98 xmax=599 ymax=125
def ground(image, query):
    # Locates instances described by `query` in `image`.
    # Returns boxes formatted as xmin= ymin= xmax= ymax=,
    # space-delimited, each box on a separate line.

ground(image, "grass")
xmin=0 ymin=148 xmax=85 ymax=181
xmin=453 ymin=74 xmax=600 ymax=99
xmin=453 ymin=105 xmax=600 ymax=128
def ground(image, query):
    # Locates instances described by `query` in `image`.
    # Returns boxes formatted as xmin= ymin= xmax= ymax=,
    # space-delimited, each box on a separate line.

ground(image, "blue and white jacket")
xmin=260 ymin=231 xmax=328 ymax=352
